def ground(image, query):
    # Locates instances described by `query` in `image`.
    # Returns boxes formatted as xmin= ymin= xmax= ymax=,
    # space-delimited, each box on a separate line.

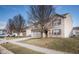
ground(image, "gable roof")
xmin=54 ymin=14 xmax=65 ymax=18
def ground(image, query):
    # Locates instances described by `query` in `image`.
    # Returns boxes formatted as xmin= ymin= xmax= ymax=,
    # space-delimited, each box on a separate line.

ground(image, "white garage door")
xmin=32 ymin=32 xmax=41 ymax=38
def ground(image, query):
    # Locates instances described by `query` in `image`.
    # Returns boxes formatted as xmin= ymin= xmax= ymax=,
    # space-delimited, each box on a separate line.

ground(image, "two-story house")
xmin=26 ymin=13 xmax=73 ymax=38
xmin=47 ymin=13 xmax=73 ymax=38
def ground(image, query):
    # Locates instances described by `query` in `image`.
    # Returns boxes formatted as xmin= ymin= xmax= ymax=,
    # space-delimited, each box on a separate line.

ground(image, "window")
xmin=53 ymin=19 xmax=61 ymax=26
xmin=52 ymin=29 xmax=61 ymax=35
xmin=58 ymin=19 xmax=61 ymax=25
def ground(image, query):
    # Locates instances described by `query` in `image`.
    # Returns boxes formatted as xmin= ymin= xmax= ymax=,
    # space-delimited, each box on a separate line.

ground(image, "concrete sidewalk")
xmin=9 ymin=41 xmax=68 ymax=54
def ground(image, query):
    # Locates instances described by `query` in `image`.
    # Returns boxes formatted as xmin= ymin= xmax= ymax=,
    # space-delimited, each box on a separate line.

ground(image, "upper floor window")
xmin=58 ymin=19 xmax=61 ymax=25
xmin=53 ymin=19 xmax=61 ymax=26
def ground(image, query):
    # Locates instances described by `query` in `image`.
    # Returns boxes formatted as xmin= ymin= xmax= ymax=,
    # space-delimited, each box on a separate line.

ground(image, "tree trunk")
xmin=44 ymin=30 xmax=48 ymax=38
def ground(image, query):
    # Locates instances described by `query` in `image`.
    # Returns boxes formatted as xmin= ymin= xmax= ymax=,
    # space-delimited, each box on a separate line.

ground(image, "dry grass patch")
xmin=21 ymin=38 xmax=79 ymax=53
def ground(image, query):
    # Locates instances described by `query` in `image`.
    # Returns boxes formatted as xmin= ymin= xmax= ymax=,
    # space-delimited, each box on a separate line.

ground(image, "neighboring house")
xmin=0 ymin=29 xmax=7 ymax=37
xmin=13 ymin=31 xmax=26 ymax=37
xmin=26 ymin=13 xmax=73 ymax=38
xmin=0 ymin=29 xmax=26 ymax=37
xmin=0 ymin=29 xmax=6 ymax=35
xmin=72 ymin=27 xmax=79 ymax=36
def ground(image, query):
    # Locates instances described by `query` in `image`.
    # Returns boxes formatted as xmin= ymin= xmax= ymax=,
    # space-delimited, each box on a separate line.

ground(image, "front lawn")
xmin=0 ymin=43 xmax=43 ymax=54
xmin=21 ymin=37 xmax=79 ymax=53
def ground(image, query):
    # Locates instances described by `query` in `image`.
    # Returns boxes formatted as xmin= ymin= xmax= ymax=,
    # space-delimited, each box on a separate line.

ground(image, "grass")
xmin=0 ymin=43 xmax=43 ymax=54
xmin=21 ymin=37 xmax=79 ymax=53
xmin=0 ymin=36 xmax=27 ymax=40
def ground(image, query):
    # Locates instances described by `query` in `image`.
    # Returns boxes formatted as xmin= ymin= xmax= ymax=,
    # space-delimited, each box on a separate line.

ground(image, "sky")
xmin=0 ymin=5 xmax=79 ymax=29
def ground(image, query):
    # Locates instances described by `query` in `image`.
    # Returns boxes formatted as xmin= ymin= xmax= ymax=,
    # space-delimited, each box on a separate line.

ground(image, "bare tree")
xmin=6 ymin=19 xmax=15 ymax=34
xmin=13 ymin=14 xmax=26 ymax=36
xmin=28 ymin=5 xmax=55 ymax=38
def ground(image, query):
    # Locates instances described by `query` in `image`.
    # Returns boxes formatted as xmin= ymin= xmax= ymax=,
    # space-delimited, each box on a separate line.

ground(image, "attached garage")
xmin=31 ymin=29 xmax=41 ymax=38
